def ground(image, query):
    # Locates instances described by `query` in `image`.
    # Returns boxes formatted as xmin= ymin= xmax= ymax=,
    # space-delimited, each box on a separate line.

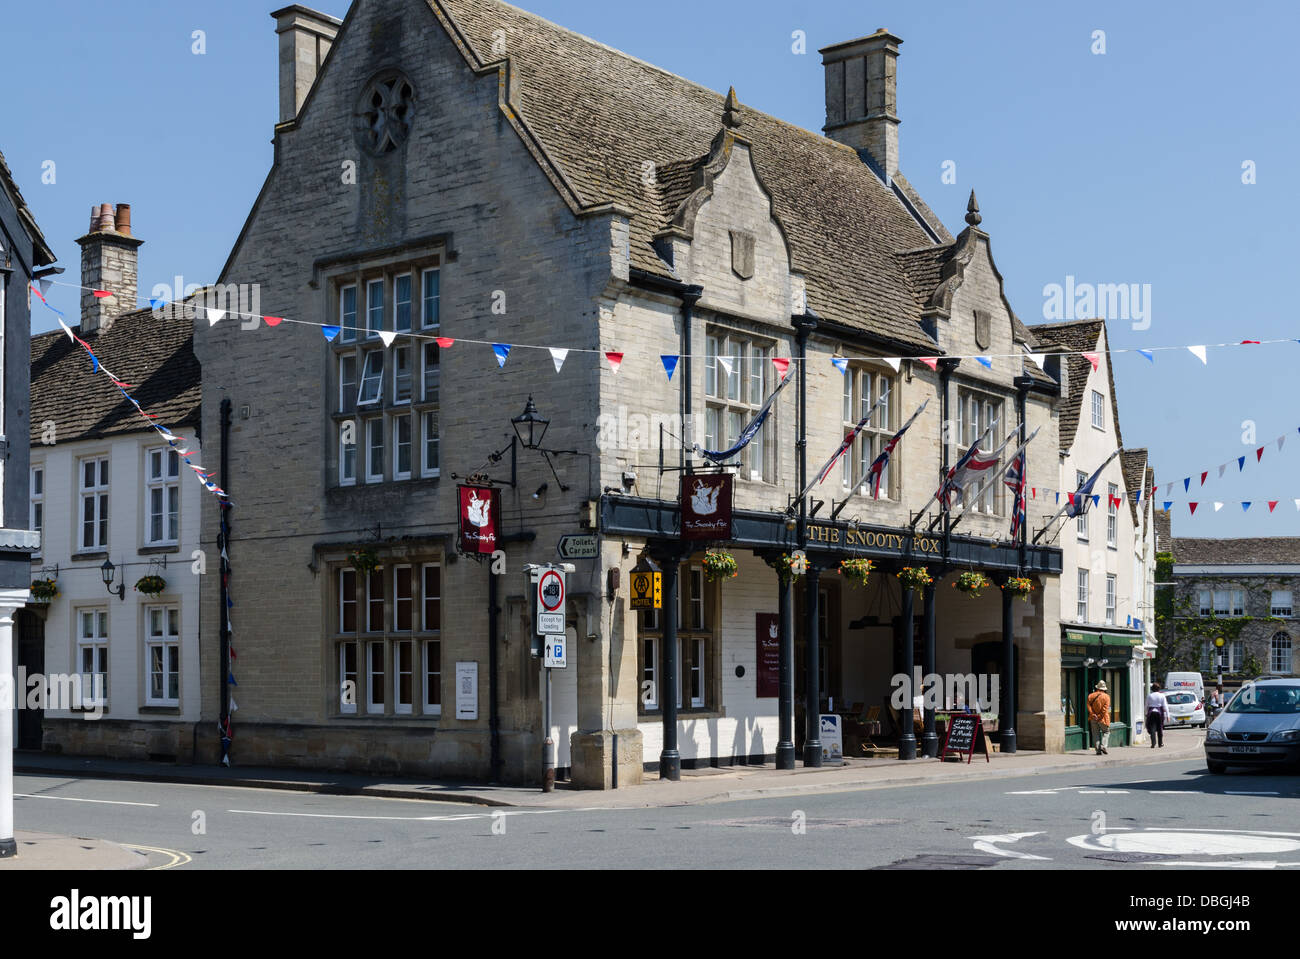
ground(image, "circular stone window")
xmin=355 ymin=70 xmax=415 ymax=155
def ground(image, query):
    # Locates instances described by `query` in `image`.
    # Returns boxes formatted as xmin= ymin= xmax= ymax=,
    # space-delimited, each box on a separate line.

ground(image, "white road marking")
xmin=15 ymin=793 xmax=159 ymax=807
xmin=1006 ymin=789 xmax=1060 ymax=795
xmin=1153 ymin=861 xmax=1299 ymax=869
xmin=227 ymin=807 xmax=572 ymax=823
xmin=1077 ymin=789 xmax=1129 ymax=794
xmin=970 ymin=831 xmax=1051 ymax=861
xmin=1069 ymin=830 xmax=1300 ymax=856
xmin=1150 ymin=790 xmax=1203 ymax=795
xmin=1225 ymin=791 xmax=1279 ymax=796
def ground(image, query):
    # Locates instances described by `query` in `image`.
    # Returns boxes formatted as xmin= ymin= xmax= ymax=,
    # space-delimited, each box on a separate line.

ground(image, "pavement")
xmin=13 ymin=729 xmax=1207 ymax=817
xmin=0 ymin=831 xmax=149 ymax=870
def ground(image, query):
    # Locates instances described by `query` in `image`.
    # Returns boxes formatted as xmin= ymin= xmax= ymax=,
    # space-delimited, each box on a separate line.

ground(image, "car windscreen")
xmin=1164 ymin=693 xmax=1195 ymax=705
xmin=1227 ymin=685 xmax=1300 ymax=714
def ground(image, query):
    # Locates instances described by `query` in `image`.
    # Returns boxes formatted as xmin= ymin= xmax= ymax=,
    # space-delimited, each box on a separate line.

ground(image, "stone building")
xmin=1 ymin=147 xmax=56 ymax=858
xmin=27 ymin=204 xmax=204 ymax=761
xmin=188 ymin=0 xmax=1114 ymax=786
xmin=1029 ymin=319 xmax=1157 ymax=748
xmin=1162 ymin=537 xmax=1300 ymax=682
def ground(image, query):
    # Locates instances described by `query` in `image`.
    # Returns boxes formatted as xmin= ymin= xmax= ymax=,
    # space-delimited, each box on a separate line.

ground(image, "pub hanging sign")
xmin=680 ymin=473 xmax=734 ymax=541
xmin=458 ymin=485 xmax=501 ymax=554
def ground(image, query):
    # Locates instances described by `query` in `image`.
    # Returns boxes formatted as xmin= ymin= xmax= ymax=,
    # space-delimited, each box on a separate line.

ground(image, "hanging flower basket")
xmin=135 ymin=574 xmax=167 ymax=597
xmin=702 ymin=549 xmax=739 ymax=582
xmin=30 ymin=578 xmax=59 ymax=602
xmin=839 ymin=558 xmax=874 ymax=588
xmin=778 ymin=552 xmax=807 ymax=582
xmin=348 ymin=548 xmax=380 ymax=574
xmin=1002 ymin=576 xmax=1036 ymax=601
xmin=953 ymin=571 xmax=991 ymax=597
xmin=897 ymin=566 xmax=933 ymax=591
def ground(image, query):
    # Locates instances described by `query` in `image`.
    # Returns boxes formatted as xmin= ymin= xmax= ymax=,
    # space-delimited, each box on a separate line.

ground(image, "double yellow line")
xmin=121 ymin=843 xmax=192 ymax=870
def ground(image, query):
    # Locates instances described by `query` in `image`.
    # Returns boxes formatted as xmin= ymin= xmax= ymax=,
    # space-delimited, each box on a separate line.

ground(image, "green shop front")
xmin=1060 ymin=628 xmax=1143 ymax=750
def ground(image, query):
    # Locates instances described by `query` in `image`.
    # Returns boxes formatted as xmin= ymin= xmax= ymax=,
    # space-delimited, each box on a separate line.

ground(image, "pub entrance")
xmin=15 ymin=608 xmax=44 ymax=751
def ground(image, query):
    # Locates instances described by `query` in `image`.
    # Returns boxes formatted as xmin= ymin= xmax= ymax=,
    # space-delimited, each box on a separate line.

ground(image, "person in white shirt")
xmin=1146 ymin=682 xmax=1171 ymax=748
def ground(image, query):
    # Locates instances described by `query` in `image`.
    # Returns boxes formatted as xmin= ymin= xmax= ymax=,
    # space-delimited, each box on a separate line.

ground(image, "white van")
xmin=1164 ymin=672 xmax=1205 ymax=703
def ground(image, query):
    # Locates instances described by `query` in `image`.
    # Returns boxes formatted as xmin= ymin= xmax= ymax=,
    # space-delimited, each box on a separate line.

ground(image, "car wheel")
xmin=1206 ymin=760 xmax=1227 ymax=774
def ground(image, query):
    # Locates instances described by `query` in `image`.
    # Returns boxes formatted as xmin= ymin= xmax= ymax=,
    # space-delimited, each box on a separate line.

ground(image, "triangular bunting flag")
xmin=264 ymin=316 xmax=284 ymax=327
xmin=976 ymin=356 xmax=992 ymax=369
xmin=717 ymin=356 xmax=735 ymax=377
xmin=1184 ymin=477 xmax=1191 ymax=492
xmin=92 ymin=289 xmax=112 ymax=299
xmin=1163 ymin=501 xmax=1173 ymax=511
xmin=378 ymin=330 xmax=398 ymax=348
xmin=436 ymin=337 xmax=455 ymax=349
xmin=58 ymin=318 xmax=75 ymax=342
xmin=1269 ymin=501 xmax=1279 ymax=513
xmin=1241 ymin=340 xmax=1261 ymax=345
xmin=772 ymin=357 xmax=791 ymax=380
xmin=1027 ymin=352 xmax=1045 ymax=369
xmin=830 ymin=357 xmax=848 ymax=375
xmin=1213 ymin=502 xmax=1224 ymax=512
xmin=605 ymin=352 xmax=625 ymax=373
xmin=149 ymin=297 xmax=164 ymax=311
xmin=1257 ymin=447 xmax=1265 ymax=462
xmin=661 ymin=355 xmax=679 ymax=381
xmin=1188 ymin=345 xmax=1207 ymax=364
xmin=1279 ymin=435 xmax=1287 ymax=452
xmin=1218 ymin=464 xmax=1226 ymax=479
xmin=1242 ymin=502 xmax=1251 ymax=512
xmin=493 ymin=344 xmax=511 ymax=368
xmin=1190 ymin=502 xmax=1198 ymax=515
xmin=207 ymin=309 xmax=225 ymax=326
xmin=1238 ymin=456 xmax=1246 ymax=471
xmin=322 ymin=325 xmax=341 ymax=342
xmin=918 ymin=357 xmax=939 ymax=371
xmin=1092 ymin=494 xmax=1100 ymax=507
xmin=1200 ymin=471 xmax=1208 ymax=486
xmin=38 ymin=278 xmax=52 ymax=296
xmin=882 ymin=358 xmax=900 ymax=373
xmin=1082 ymin=352 xmax=1100 ymax=372
xmin=550 ymin=348 xmax=569 ymax=373
xmin=1137 ymin=349 xmax=1154 ymax=363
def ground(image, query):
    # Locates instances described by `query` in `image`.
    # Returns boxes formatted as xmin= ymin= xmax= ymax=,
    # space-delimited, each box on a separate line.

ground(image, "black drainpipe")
xmin=218 ymin=398 xmax=232 ymax=763
xmin=629 ymin=269 xmax=702 ymax=468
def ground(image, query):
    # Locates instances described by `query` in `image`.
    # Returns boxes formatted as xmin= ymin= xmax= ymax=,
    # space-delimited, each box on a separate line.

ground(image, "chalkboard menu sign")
xmin=755 ymin=614 xmax=780 ymax=698
xmin=941 ymin=714 xmax=990 ymax=763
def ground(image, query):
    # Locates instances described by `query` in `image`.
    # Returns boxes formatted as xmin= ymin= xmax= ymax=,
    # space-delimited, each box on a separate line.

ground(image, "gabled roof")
xmin=1154 ymin=508 xmax=1171 ymax=553
xmin=31 ymin=308 xmax=200 ymax=446
xmin=0 ymin=146 xmax=56 ymax=267
xmin=1028 ymin=318 xmax=1123 ymax=453
xmin=434 ymin=0 xmax=949 ymax=351
xmin=1120 ymin=448 xmax=1148 ymax=527
xmin=1172 ymin=538 xmax=1300 ymax=567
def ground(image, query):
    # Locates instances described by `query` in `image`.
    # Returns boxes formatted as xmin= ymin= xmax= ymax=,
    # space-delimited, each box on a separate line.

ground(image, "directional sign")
xmin=629 ymin=570 xmax=662 ymax=610
xmin=557 ymin=534 xmax=598 ymax=560
xmin=536 ymin=567 xmax=566 ymax=635
xmin=544 ymin=635 xmax=567 ymax=669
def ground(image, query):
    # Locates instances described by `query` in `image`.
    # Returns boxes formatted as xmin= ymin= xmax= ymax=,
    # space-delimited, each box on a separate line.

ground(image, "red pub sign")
xmin=680 ymin=473 xmax=734 ymax=540
xmin=458 ymin=485 xmax=500 ymax=554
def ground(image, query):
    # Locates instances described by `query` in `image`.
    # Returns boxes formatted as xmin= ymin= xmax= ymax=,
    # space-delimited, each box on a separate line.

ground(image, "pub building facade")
xmin=192 ymin=0 xmax=1082 ymax=789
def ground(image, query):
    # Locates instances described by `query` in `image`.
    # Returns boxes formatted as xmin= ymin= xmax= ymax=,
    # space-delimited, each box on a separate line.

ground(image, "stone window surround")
xmin=326 ymin=247 xmax=443 ymax=492
xmin=954 ymin=382 xmax=1006 ymax=516
xmin=703 ymin=319 xmax=777 ymax=486
xmin=330 ymin=553 xmax=443 ymax=720
xmin=839 ymin=360 xmax=900 ymax=501
xmin=637 ymin=561 xmax=720 ymax=715
xmin=143 ymin=601 xmax=181 ymax=708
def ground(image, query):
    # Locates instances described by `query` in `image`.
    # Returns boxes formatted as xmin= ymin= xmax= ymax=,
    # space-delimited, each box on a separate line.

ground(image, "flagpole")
xmin=943 ymin=427 xmax=1040 ymax=536
xmin=831 ymin=399 xmax=928 ymax=520
xmin=793 ymin=386 xmax=892 ymax=506
xmin=1032 ymin=448 xmax=1124 ymax=544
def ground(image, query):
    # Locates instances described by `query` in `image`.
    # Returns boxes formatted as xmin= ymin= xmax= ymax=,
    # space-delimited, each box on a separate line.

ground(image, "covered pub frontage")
xmin=603 ymin=495 xmax=1064 ymax=775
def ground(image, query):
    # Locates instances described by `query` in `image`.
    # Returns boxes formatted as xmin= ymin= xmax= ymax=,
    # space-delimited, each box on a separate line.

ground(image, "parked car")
xmin=1162 ymin=690 xmax=1206 ymax=728
xmin=1204 ymin=679 xmax=1300 ymax=773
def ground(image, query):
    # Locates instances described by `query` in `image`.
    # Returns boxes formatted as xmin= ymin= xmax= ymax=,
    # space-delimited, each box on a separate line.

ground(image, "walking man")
xmin=1146 ymin=682 xmax=1169 ymax=748
xmin=1088 ymin=680 xmax=1111 ymax=755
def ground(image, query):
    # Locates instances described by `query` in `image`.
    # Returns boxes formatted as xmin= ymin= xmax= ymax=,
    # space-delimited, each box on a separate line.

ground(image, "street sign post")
xmin=536 ymin=568 xmax=566 ymax=635
xmin=557 ymin=534 xmax=598 ymax=560
xmin=544 ymin=635 xmax=567 ymax=669
xmin=522 ymin=563 xmax=573 ymax=794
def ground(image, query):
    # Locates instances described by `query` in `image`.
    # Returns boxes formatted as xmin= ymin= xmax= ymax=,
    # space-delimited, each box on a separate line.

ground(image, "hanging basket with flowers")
xmin=31 ymin=578 xmax=59 ymax=602
xmin=702 ymin=549 xmax=739 ymax=582
xmin=778 ymin=552 xmax=807 ymax=583
xmin=897 ymin=566 xmax=933 ymax=591
xmin=839 ymin=558 xmax=875 ymax=588
xmin=953 ymin=571 xmax=992 ymax=597
xmin=348 ymin=547 xmax=380 ymax=574
xmin=135 ymin=575 xmax=167 ymax=598
xmin=1002 ymin=576 xmax=1037 ymax=601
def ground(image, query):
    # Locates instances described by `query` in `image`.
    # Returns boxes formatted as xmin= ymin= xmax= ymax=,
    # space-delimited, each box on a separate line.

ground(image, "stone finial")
xmin=722 ymin=87 xmax=743 ymax=129
xmin=965 ymin=190 xmax=982 ymax=227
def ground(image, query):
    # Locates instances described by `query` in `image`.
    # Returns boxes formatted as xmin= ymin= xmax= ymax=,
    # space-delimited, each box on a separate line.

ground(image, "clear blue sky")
xmin=7 ymin=0 xmax=1299 ymax=537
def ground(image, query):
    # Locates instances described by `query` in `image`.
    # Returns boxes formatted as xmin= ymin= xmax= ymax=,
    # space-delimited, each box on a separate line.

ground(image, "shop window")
xmin=636 ymin=563 xmax=715 ymax=713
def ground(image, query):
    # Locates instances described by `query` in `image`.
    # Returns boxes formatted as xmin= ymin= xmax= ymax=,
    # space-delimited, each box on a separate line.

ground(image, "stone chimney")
xmin=76 ymin=203 xmax=143 ymax=334
xmin=820 ymin=29 xmax=902 ymax=180
xmin=272 ymin=5 xmax=342 ymax=125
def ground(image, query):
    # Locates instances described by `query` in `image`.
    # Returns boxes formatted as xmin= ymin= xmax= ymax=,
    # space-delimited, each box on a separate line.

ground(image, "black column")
xmin=777 ymin=569 xmax=796 ymax=769
xmin=660 ymin=559 xmax=681 ymax=780
xmin=921 ymin=580 xmax=939 ymax=757
xmin=1000 ymin=583 xmax=1018 ymax=754
xmin=898 ymin=585 xmax=917 ymax=759
xmin=803 ymin=566 xmax=823 ymax=766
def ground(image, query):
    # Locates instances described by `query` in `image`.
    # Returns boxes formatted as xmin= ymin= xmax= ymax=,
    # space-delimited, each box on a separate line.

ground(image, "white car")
xmin=1163 ymin=690 xmax=1206 ymax=728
